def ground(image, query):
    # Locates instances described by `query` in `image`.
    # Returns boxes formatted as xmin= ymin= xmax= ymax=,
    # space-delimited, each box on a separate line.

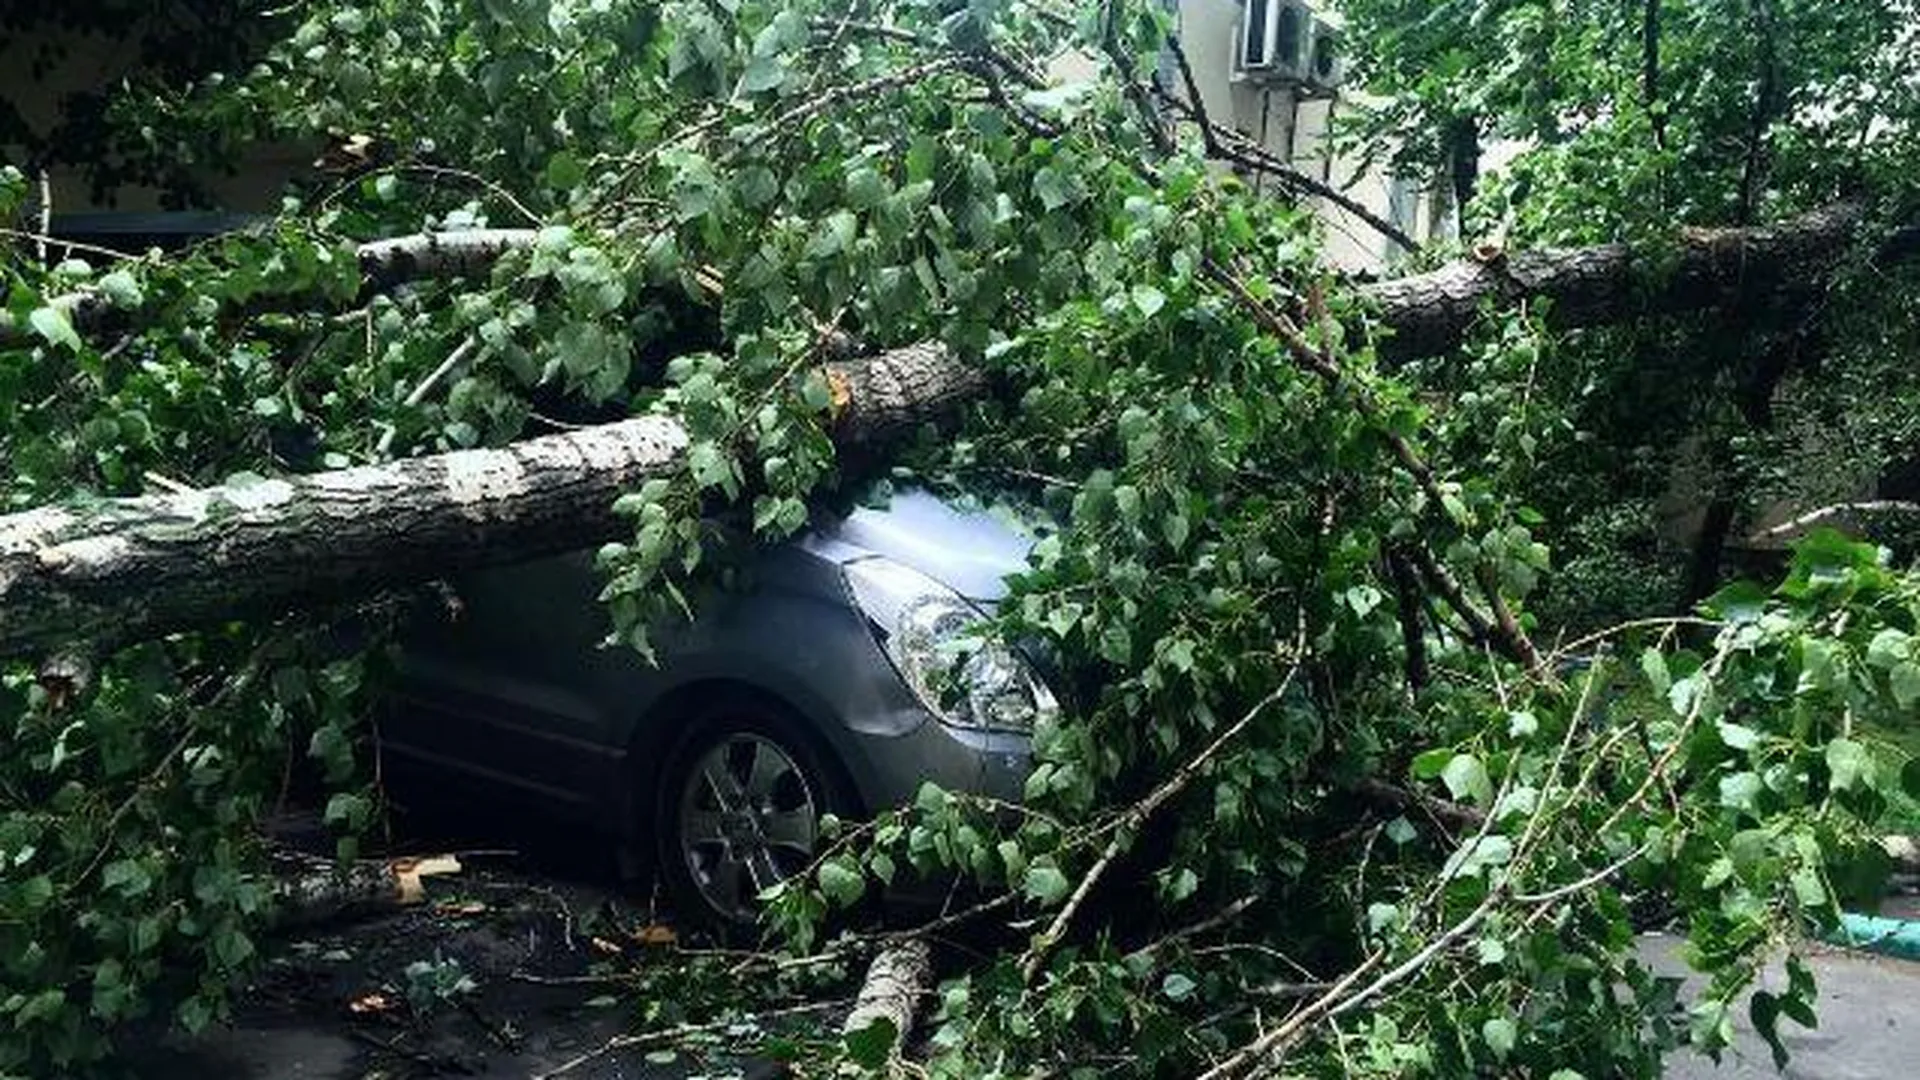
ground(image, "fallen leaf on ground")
xmin=348 ymin=991 xmax=397 ymax=1015
xmin=634 ymin=924 xmax=678 ymax=947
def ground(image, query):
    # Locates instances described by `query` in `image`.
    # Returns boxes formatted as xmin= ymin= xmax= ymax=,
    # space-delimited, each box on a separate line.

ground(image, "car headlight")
xmin=844 ymin=557 xmax=1058 ymax=732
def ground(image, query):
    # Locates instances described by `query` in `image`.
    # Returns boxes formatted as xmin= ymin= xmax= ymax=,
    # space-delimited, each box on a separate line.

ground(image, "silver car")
xmin=380 ymin=490 xmax=1052 ymax=926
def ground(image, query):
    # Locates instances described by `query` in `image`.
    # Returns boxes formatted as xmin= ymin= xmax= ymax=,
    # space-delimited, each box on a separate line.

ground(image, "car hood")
xmin=805 ymin=489 xmax=1040 ymax=602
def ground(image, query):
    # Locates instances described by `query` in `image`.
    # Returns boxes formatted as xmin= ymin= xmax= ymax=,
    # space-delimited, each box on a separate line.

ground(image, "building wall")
xmin=1173 ymin=0 xmax=1449 ymax=271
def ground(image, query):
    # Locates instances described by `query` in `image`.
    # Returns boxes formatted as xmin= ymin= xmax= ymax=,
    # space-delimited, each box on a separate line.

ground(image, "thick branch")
xmin=0 ymin=343 xmax=972 ymax=661
xmin=269 ymin=850 xmax=462 ymax=929
xmin=840 ymin=939 xmax=931 ymax=1065
xmin=1366 ymin=202 xmax=1916 ymax=362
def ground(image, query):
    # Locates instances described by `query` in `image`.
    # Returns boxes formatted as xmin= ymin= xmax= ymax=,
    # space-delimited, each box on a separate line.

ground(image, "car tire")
xmin=653 ymin=695 xmax=854 ymax=934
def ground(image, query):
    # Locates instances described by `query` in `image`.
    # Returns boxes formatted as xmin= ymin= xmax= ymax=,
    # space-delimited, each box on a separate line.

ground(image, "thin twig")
xmin=1750 ymin=500 xmax=1920 ymax=540
xmin=141 ymin=471 xmax=197 ymax=495
xmin=1163 ymin=37 xmax=1421 ymax=254
xmin=402 ymin=335 xmax=479 ymax=409
xmin=374 ymin=336 xmax=479 ymax=457
xmin=1 ymin=227 xmax=137 ymax=264
xmin=530 ymin=997 xmax=851 ymax=1079
xmin=1021 ymin=645 xmax=1303 ymax=981
xmin=36 ymin=169 xmax=50 ymax=262
xmin=1513 ymin=841 xmax=1652 ymax=904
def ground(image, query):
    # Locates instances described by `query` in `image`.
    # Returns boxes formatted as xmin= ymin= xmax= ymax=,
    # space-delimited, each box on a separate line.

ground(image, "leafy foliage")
xmin=1 ymin=0 xmax=1919 ymax=1076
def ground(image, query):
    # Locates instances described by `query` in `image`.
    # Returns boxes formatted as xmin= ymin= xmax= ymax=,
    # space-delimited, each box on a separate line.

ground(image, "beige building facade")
xmin=1168 ymin=0 xmax=1453 ymax=270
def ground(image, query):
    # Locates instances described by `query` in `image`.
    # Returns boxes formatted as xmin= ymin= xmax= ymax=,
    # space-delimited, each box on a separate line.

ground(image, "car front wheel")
xmin=654 ymin=704 xmax=849 ymax=930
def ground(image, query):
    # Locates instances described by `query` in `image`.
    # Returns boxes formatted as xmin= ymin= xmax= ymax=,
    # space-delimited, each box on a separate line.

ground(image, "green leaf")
xmin=844 ymin=1017 xmax=899 ymax=1068
xmin=1441 ymin=753 xmax=1494 ymax=807
xmin=1719 ymin=771 xmax=1762 ymax=810
xmin=543 ymin=150 xmax=584 ymax=191
xmin=1046 ymin=601 xmax=1084 ymax=640
xmin=739 ymin=55 xmax=787 ymax=94
xmin=1867 ymin=628 xmax=1912 ymax=669
xmin=1640 ymin=648 xmax=1671 ymax=695
xmin=1892 ymin=662 xmax=1920 ymax=710
xmin=1161 ymin=972 xmax=1197 ymax=1001
xmin=1130 ymin=284 xmax=1167 ymax=318
xmin=817 ymin=858 xmax=865 ymax=909
xmin=1826 ymin=738 xmax=1872 ymax=792
xmin=28 ymin=305 xmax=81 ymax=352
xmin=1023 ymin=861 xmax=1071 ymax=906
xmin=1790 ymin=866 xmax=1827 ymax=907
xmin=101 ymin=859 xmax=152 ymax=898
xmin=845 ymin=165 xmax=888 ymax=209
xmin=97 ymin=269 xmax=144 ymax=308
xmin=688 ymin=441 xmax=732 ymax=492
xmin=1750 ymin=990 xmax=1790 ymax=1070
xmin=1445 ymin=834 xmax=1513 ymax=878
xmin=1163 ymin=637 xmax=1197 ymax=673
xmin=1410 ymin=747 xmax=1455 ymax=780
xmin=1703 ymin=580 xmax=1769 ymax=623
xmin=1032 ymin=165 xmax=1080 ymax=210
xmin=1163 ymin=511 xmax=1190 ymax=550
xmin=1483 ymin=1016 xmax=1518 ymax=1059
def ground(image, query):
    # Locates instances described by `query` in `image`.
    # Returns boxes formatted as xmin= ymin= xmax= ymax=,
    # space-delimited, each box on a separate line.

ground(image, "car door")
xmin=382 ymin=550 xmax=637 ymax=818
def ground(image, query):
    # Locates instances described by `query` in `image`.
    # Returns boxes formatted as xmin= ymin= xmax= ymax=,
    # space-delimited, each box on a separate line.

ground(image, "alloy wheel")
xmin=676 ymin=732 xmax=821 ymax=920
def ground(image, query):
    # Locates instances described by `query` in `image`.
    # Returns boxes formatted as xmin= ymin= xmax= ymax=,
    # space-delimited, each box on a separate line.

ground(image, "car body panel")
xmin=378 ymin=490 xmax=1039 ymax=840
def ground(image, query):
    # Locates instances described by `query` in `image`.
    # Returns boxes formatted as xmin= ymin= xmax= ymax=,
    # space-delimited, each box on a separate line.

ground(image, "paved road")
xmin=123 ymin=859 xmax=773 ymax=1080
xmin=1648 ymin=932 xmax=1920 ymax=1080
xmin=137 ymin=930 xmax=1919 ymax=1079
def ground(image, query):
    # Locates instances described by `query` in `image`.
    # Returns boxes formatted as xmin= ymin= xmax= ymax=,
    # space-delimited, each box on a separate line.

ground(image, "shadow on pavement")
xmin=118 ymin=798 xmax=784 ymax=1080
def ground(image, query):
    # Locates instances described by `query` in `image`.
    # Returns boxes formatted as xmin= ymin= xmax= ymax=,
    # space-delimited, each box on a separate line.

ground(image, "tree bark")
xmin=269 ymin=850 xmax=462 ymax=929
xmin=1365 ymin=202 xmax=1911 ymax=362
xmin=0 ymin=343 xmax=969 ymax=661
xmin=841 ymin=938 xmax=931 ymax=1066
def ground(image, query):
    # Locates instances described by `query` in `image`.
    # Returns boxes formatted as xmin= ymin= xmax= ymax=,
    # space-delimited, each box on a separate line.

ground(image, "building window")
xmin=1243 ymin=0 xmax=1271 ymax=68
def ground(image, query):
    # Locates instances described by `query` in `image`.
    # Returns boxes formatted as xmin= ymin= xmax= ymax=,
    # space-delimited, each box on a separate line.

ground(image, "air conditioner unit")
xmin=1302 ymin=16 xmax=1344 ymax=96
xmin=1234 ymin=0 xmax=1311 ymax=84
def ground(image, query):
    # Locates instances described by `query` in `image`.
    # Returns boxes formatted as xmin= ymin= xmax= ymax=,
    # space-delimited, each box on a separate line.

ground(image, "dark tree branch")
xmin=1642 ymin=0 xmax=1665 ymax=148
xmin=1386 ymin=549 xmax=1431 ymax=690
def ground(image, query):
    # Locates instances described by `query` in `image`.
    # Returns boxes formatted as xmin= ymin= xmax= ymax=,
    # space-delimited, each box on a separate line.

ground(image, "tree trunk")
xmin=0 ymin=343 xmax=971 ymax=661
xmin=1 ymin=209 xmax=1913 ymax=660
xmin=1366 ymin=202 xmax=1911 ymax=362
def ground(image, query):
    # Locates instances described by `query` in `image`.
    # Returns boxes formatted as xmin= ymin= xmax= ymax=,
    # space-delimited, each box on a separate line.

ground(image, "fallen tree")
xmin=0 ymin=342 xmax=976 ymax=661
xmin=6 ymin=2 xmax=1920 ymax=1077
xmin=2 ymin=204 xmax=1912 ymax=663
